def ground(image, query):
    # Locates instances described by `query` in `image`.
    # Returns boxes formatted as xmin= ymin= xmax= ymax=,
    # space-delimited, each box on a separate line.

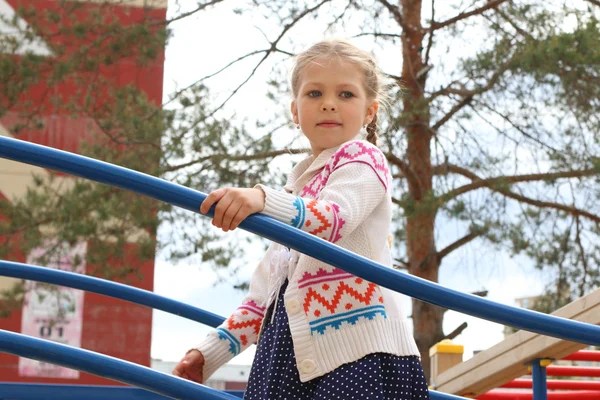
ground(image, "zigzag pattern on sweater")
xmin=300 ymin=141 xmax=390 ymax=198
xmin=302 ymin=280 xmax=381 ymax=314
xmin=299 ymin=268 xmax=386 ymax=336
xmin=219 ymin=301 xmax=265 ymax=355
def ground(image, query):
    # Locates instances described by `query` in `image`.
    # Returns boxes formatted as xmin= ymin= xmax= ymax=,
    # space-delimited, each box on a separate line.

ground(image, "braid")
xmin=365 ymin=113 xmax=379 ymax=146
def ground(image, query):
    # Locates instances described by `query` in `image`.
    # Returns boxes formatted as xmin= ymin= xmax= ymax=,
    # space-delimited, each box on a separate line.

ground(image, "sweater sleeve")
xmin=193 ymin=243 xmax=275 ymax=382
xmin=256 ymin=141 xmax=390 ymax=244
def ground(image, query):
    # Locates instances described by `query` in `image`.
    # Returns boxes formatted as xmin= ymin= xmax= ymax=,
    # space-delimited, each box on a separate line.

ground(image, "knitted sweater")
xmin=194 ymin=138 xmax=420 ymax=383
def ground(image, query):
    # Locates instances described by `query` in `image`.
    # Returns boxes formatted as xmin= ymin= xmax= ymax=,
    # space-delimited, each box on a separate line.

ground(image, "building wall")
xmin=0 ymin=0 xmax=166 ymax=385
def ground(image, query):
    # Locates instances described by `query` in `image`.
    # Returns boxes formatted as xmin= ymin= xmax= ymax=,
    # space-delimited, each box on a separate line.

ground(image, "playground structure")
xmin=0 ymin=136 xmax=599 ymax=400
xmin=429 ymin=288 xmax=600 ymax=399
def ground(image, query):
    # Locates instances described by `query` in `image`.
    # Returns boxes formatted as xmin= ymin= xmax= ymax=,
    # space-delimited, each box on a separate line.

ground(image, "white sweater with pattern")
xmin=194 ymin=138 xmax=419 ymax=382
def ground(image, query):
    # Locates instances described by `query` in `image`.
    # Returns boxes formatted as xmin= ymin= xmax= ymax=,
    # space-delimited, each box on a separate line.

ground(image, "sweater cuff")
xmin=193 ymin=334 xmax=234 ymax=383
xmin=254 ymin=184 xmax=300 ymax=226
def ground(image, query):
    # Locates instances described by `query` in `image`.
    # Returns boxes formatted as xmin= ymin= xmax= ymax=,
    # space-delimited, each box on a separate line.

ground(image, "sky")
xmin=150 ymin=0 xmax=558 ymax=366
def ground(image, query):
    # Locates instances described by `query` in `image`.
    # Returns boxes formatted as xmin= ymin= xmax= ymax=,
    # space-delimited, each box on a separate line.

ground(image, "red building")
xmin=0 ymin=0 xmax=166 ymax=385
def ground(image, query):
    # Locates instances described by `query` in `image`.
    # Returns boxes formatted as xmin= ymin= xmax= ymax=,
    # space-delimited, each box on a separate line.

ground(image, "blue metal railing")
xmin=1 ymin=136 xmax=599 ymax=400
xmin=1 ymin=136 xmax=599 ymax=344
xmin=0 ymin=261 xmax=466 ymax=399
xmin=0 ymin=330 xmax=238 ymax=400
xmin=0 ymin=261 xmax=225 ymax=327
xmin=0 ymin=384 xmax=244 ymax=399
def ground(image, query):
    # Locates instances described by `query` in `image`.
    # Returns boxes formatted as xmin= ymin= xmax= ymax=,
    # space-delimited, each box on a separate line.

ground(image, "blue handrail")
xmin=0 ymin=329 xmax=238 ymax=400
xmin=0 ymin=261 xmax=465 ymax=400
xmin=1 ymin=136 xmax=598 ymax=346
xmin=0 ymin=261 xmax=225 ymax=327
xmin=0 ymin=331 xmax=465 ymax=400
xmin=0 ymin=383 xmax=247 ymax=399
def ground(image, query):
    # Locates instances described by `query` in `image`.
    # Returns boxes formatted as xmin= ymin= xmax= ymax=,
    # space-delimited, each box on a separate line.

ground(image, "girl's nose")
xmin=322 ymin=104 xmax=336 ymax=111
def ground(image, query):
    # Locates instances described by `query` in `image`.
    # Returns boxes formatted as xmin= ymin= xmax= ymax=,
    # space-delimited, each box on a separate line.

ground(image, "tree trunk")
xmin=401 ymin=0 xmax=444 ymax=382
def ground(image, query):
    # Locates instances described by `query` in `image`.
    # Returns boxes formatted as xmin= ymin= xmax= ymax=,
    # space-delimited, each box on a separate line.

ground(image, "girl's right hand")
xmin=172 ymin=349 xmax=205 ymax=383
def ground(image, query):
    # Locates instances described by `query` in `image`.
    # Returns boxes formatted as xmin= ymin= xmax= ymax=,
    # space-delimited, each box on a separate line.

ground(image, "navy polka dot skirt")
xmin=244 ymin=281 xmax=430 ymax=400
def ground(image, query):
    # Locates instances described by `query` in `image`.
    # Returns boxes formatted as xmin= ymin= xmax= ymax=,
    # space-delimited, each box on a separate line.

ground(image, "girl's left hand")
xmin=200 ymin=187 xmax=265 ymax=232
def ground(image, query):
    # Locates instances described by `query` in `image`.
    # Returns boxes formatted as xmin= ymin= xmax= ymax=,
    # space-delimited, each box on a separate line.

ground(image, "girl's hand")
xmin=200 ymin=187 xmax=265 ymax=232
xmin=172 ymin=349 xmax=205 ymax=383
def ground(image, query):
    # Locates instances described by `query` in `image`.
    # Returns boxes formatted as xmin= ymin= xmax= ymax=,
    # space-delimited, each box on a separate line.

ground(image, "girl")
xmin=173 ymin=39 xmax=430 ymax=400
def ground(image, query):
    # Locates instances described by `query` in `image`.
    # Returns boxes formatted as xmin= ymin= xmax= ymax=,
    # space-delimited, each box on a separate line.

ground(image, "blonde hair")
xmin=291 ymin=39 xmax=391 ymax=146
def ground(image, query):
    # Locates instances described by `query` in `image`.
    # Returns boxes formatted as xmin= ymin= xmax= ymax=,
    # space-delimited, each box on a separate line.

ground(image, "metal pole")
xmin=531 ymin=358 xmax=550 ymax=400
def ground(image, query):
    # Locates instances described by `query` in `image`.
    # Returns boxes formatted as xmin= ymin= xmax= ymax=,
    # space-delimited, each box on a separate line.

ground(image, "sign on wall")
xmin=18 ymin=242 xmax=87 ymax=378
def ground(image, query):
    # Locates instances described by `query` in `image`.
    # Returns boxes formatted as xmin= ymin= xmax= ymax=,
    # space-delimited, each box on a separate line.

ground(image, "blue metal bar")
xmin=0 ymin=383 xmax=461 ymax=400
xmin=0 ymin=383 xmax=172 ymax=400
xmin=1 ymin=136 xmax=599 ymax=346
xmin=0 ymin=263 xmax=461 ymax=400
xmin=0 ymin=261 xmax=225 ymax=327
xmin=0 ymin=330 xmax=238 ymax=400
xmin=531 ymin=359 xmax=548 ymax=400
xmin=0 ymin=383 xmax=245 ymax=399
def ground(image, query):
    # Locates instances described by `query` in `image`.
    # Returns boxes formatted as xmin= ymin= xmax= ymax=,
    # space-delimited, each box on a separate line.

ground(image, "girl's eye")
xmin=340 ymin=91 xmax=354 ymax=99
xmin=308 ymin=90 xmax=321 ymax=97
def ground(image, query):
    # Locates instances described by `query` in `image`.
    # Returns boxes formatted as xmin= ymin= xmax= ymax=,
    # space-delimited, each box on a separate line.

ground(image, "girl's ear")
xmin=365 ymin=100 xmax=379 ymax=125
xmin=291 ymin=101 xmax=299 ymax=124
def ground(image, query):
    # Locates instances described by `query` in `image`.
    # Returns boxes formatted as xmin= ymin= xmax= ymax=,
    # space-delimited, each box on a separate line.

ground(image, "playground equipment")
xmin=1 ymin=136 xmax=599 ymax=400
xmin=431 ymin=290 xmax=600 ymax=400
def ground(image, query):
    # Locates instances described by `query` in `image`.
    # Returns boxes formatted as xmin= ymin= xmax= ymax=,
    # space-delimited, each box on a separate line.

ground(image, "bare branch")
xmin=204 ymin=0 xmax=330 ymax=118
xmin=429 ymin=56 xmax=515 ymax=129
xmin=427 ymin=80 xmax=470 ymax=101
xmin=475 ymin=101 xmax=561 ymax=154
xmin=434 ymin=163 xmax=478 ymax=179
xmin=431 ymin=95 xmax=473 ymax=131
xmin=586 ymin=0 xmax=600 ymax=6
xmin=165 ymin=148 xmax=310 ymax=172
xmin=438 ymin=230 xmax=482 ymax=260
xmin=326 ymin=0 xmax=353 ymax=32
xmin=391 ymin=196 xmax=403 ymax=207
xmin=443 ymin=322 xmax=468 ymax=341
xmin=574 ymin=214 xmax=589 ymax=297
xmin=387 ymin=152 xmax=423 ymax=199
xmin=353 ymin=32 xmax=402 ymax=39
xmin=428 ymin=0 xmax=510 ymax=32
xmin=166 ymin=0 xmax=226 ymax=25
xmin=152 ymin=49 xmax=265 ymax=119
xmin=377 ymin=0 xmax=406 ymax=29
xmin=424 ymin=0 xmax=436 ymax=67
xmin=393 ymin=257 xmax=409 ymax=270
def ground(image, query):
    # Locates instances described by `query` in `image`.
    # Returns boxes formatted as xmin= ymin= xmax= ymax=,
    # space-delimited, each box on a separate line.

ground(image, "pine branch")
xmin=428 ymin=0 xmax=510 ymax=32
xmin=437 ymin=164 xmax=600 ymax=224
xmin=442 ymin=168 xmax=599 ymax=201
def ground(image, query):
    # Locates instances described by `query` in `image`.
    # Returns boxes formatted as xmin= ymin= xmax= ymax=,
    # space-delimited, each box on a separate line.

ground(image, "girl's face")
xmin=291 ymin=57 xmax=378 ymax=157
